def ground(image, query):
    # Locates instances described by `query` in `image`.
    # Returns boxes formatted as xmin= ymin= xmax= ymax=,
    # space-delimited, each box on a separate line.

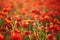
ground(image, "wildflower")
xmin=21 ymin=20 xmax=29 ymax=28
xmin=4 ymin=17 xmax=12 ymax=29
xmin=0 ymin=27 xmax=6 ymax=32
xmin=15 ymin=21 xmax=20 ymax=27
xmin=24 ymin=30 xmax=30 ymax=36
xmin=45 ymin=27 xmax=50 ymax=33
xmin=56 ymin=26 xmax=60 ymax=31
xmin=10 ymin=32 xmax=22 ymax=40
xmin=31 ymin=9 xmax=40 ymax=15
xmin=46 ymin=34 xmax=54 ymax=40
xmin=0 ymin=33 xmax=4 ymax=40
xmin=49 ymin=23 xmax=54 ymax=29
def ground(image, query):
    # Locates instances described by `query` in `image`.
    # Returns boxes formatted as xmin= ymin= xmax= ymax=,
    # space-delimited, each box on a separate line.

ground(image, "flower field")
xmin=0 ymin=0 xmax=60 ymax=40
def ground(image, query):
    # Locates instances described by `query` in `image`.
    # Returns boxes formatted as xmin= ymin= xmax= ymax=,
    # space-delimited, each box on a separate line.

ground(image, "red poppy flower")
xmin=54 ymin=18 xmax=59 ymax=24
xmin=15 ymin=21 xmax=20 ymax=27
xmin=0 ymin=33 xmax=4 ymax=40
xmin=40 ymin=26 xmax=45 ymax=29
xmin=44 ymin=27 xmax=50 ymax=33
xmin=21 ymin=20 xmax=29 ymax=28
xmin=27 ymin=20 xmax=34 ymax=23
xmin=24 ymin=30 xmax=30 ymax=36
xmin=49 ymin=23 xmax=54 ymax=29
xmin=46 ymin=34 xmax=54 ymax=40
xmin=31 ymin=9 xmax=40 ymax=15
xmin=56 ymin=26 xmax=60 ymax=31
xmin=15 ymin=15 xmax=22 ymax=21
xmin=0 ymin=27 xmax=6 ymax=32
xmin=10 ymin=32 xmax=22 ymax=40
xmin=4 ymin=17 xmax=12 ymax=29
xmin=14 ymin=28 xmax=20 ymax=33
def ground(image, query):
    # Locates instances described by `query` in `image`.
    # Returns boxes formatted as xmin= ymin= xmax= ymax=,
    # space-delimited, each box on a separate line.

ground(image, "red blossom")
xmin=49 ymin=23 xmax=54 ymax=29
xmin=10 ymin=32 xmax=22 ymax=40
xmin=22 ymin=23 xmax=28 ymax=28
xmin=15 ymin=21 xmax=20 ymax=27
xmin=46 ymin=34 xmax=54 ymax=40
xmin=24 ymin=30 xmax=30 ymax=36
xmin=56 ymin=26 xmax=60 ymax=31
xmin=14 ymin=28 xmax=20 ymax=33
xmin=0 ymin=33 xmax=4 ymax=40
xmin=21 ymin=20 xmax=29 ymax=28
xmin=31 ymin=9 xmax=40 ymax=15
xmin=0 ymin=27 xmax=6 ymax=32
xmin=44 ymin=27 xmax=50 ymax=33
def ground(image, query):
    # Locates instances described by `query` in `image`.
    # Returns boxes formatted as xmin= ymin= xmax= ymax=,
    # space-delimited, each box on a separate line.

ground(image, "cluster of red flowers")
xmin=0 ymin=0 xmax=60 ymax=40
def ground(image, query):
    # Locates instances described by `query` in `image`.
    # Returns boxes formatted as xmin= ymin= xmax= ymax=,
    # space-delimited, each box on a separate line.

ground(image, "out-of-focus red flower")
xmin=2 ymin=8 xmax=9 ymax=12
xmin=14 ymin=28 xmax=20 ymax=33
xmin=54 ymin=18 xmax=60 ymax=24
xmin=29 ymin=13 xmax=39 ymax=20
xmin=15 ymin=15 xmax=23 ymax=21
xmin=40 ymin=26 xmax=45 ymax=29
xmin=52 ymin=29 xmax=57 ymax=35
xmin=22 ymin=23 xmax=28 ymax=28
xmin=31 ymin=9 xmax=40 ymax=15
xmin=5 ymin=17 xmax=12 ymax=23
xmin=4 ymin=17 xmax=12 ymax=29
xmin=44 ymin=27 xmax=50 ymax=33
xmin=0 ymin=33 xmax=4 ymax=40
xmin=49 ymin=23 xmax=54 ymax=29
xmin=39 ymin=12 xmax=52 ymax=22
xmin=56 ymin=26 xmax=60 ymax=31
xmin=0 ymin=8 xmax=8 ymax=19
xmin=46 ymin=34 xmax=54 ymax=40
xmin=21 ymin=20 xmax=29 ymax=28
xmin=53 ymin=11 xmax=59 ymax=16
xmin=10 ymin=32 xmax=22 ymax=40
xmin=24 ymin=30 xmax=30 ymax=36
xmin=15 ymin=21 xmax=20 ymax=27
xmin=39 ymin=16 xmax=44 ymax=21
xmin=27 ymin=20 xmax=34 ymax=23
xmin=44 ymin=15 xmax=50 ymax=21
xmin=0 ymin=27 xmax=6 ymax=32
xmin=6 ymin=31 xmax=11 ymax=35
